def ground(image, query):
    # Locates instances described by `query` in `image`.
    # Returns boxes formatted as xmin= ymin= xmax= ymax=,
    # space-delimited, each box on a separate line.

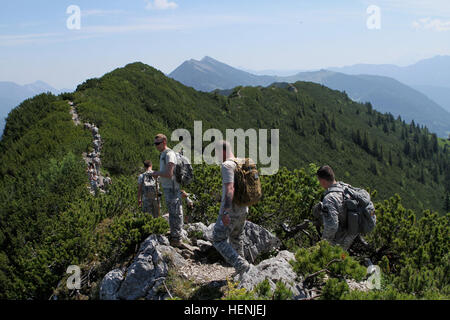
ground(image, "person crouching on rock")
xmin=212 ymin=140 xmax=252 ymax=275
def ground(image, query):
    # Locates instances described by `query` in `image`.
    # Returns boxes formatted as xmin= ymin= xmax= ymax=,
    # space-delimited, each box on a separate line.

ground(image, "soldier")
xmin=92 ymin=125 xmax=99 ymax=136
xmin=316 ymin=165 xmax=358 ymax=251
xmin=138 ymin=160 xmax=160 ymax=218
xmin=151 ymin=134 xmax=185 ymax=248
xmin=103 ymin=173 xmax=112 ymax=192
xmin=212 ymin=140 xmax=252 ymax=275
xmin=93 ymin=139 xmax=101 ymax=153
xmin=88 ymin=163 xmax=98 ymax=195
xmin=92 ymin=154 xmax=101 ymax=175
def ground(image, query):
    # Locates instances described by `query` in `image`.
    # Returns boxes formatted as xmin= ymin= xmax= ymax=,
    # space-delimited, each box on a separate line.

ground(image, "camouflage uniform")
xmin=213 ymin=205 xmax=250 ymax=274
xmin=93 ymin=156 xmax=101 ymax=175
xmin=212 ymin=159 xmax=250 ymax=274
xmin=164 ymin=187 xmax=183 ymax=240
xmin=159 ymin=149 xmax=183 ymax=241
xmin=321 ymin=182 xmax=357 ymax=251
xmin=138 ymin=171 xmax=160 ymax=219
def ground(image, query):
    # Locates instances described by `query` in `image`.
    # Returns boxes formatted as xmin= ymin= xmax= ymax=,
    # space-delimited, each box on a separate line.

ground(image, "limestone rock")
xmin=99 ymin=234 xmax=186 ymax=300
xmin=236 ymin=250 xmax=306 ymax=300
xmin=99 ymin=269 xmax=124 ymax=300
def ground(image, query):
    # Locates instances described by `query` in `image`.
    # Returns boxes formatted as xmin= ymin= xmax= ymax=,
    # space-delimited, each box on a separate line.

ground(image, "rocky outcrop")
xmin=99 ymin=269 xmax=123 ymax=300
xmin=99 ymin=234 xmax=186 ymax=300
xmin=99 ymin=221 xmax=283 ymax=300
xmin=184 ymin=220 xmax=281 ymax=263
xmin=236 ymin=250 xmax=306 ymax=299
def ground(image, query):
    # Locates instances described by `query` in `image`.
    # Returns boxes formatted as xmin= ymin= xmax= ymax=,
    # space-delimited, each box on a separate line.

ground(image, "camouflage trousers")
xmin=322 ymin=208 xmax=357 ymax=251
xmin=142 ymin=198 xmax=160 ymax=219
xmin=212 ymin=207 xmax=249 ymax=273
xmin=163 ymin=187 xmax=183 ymax=241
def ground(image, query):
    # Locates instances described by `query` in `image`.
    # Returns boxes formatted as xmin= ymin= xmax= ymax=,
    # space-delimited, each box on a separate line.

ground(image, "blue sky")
xmin=1 ymin=0 xmax=449 ymax=89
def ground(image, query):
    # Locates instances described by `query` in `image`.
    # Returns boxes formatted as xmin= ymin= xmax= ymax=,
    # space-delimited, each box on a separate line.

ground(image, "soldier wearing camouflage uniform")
xmin=138 ymin=160 xmax=160 ymax=218
xmin=212 ymin=140 xmax=251 ymax=275
xmin=152 ymin=134 xmax=185 ymax=248
xmin=315 ymin=165 xmax=358 ymax=251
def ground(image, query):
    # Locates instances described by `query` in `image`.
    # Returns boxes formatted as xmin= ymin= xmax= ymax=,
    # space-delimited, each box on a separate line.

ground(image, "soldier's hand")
xmin=222 ymin=213 xmax=231 ymax=226
xmin=138 ymin=199 xmax=142 ymax=207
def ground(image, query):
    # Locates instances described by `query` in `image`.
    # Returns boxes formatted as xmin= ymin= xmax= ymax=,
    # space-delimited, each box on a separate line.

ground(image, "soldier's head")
xmin=217 ymin=140 xmax=234 ymax=162
xmin=144 ymin=160 xmax=152 ymax=170
xmin=316 ymin=165 xmax=336 ymax=189
xmin=154 ymin=134 xmax=167 ymax=152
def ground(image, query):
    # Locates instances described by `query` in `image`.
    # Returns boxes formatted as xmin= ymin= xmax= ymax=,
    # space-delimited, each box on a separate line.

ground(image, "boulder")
xmin=99 ymin=269 xmax=124 ymax=300
xmin=236 ymin=250 xmax=306 ymax=300
xmin=99 ymin=234 xmax=186 ymax=300
xmin=241 ymin=221 xmax=282 ymax=263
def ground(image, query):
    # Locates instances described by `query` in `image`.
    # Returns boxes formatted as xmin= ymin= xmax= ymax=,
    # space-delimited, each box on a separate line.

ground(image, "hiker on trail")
xmin=103 ymin=173 xmax=112 ymax=192
xmin=93 ymin=139 xmax=101 ymax=153
xmin=181 ymin=190 xmax=194 ymax=209
xmin=314 ymin=165 xmax=375 ymax=251
xmin=88 ymin=163 xmax=98 ymax=195
xmin=92 ymin=154 xmax=101 ymax=175
xmin=181 ymin=190 xmax=195 ymax=223
xmin=138 ymin=160 xmax=161 ymax=218
xmin=212 ymin=140 xmax=252 ymax=275
xmin=151 ymin=134 xmax=185 ymax=248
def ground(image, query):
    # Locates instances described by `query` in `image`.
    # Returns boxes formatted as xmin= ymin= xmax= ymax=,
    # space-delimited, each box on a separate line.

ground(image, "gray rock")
xmin=242 ymin=221 xmax=281 ymax=263
xmin=184 ymin=221 xmax=281 ymax=263
xmin=99 ymin=269 xmax=124 ymax=300
xmin=236 ymin=250 xmax=306 ymax=300
xmin=184 ymin=222 xmax=214 ymax=241
xmin=99 ymin=234 xmax=186 ymax=300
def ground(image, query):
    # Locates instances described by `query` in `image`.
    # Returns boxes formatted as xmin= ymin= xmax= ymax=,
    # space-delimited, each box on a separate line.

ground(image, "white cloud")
xmin=412 ymin=17 xmax=450 ymax=31
xmin=146 ymin=0 xmax=178 ymax=10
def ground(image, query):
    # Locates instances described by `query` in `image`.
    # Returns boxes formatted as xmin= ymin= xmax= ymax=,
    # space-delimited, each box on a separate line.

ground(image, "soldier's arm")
xmin=223 ymin=182 xmax=234 ymax=213
xmin=153 ymin=162 xmax=174 ymax=178
xmin=321 ymin=197 xmax=339 ymax=242
xmin=138 ymin=183 xmax=142 ymax=202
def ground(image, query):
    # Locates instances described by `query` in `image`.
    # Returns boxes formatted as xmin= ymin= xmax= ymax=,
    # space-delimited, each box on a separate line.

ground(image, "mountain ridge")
xmin=169 ymin=57 xmax=450 ymax=137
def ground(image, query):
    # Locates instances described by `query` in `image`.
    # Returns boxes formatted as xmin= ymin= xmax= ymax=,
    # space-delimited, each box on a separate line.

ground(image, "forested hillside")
xmin=73 ymin=62 xmax=448 ymax=213
xmin=0 ymin=62 xmax=448 ymax=299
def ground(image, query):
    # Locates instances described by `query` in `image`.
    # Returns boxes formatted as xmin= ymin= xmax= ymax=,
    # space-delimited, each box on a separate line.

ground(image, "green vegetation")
xmin=71 ymin=62 xmax=448 ymax=213
xmin=222 ymin=279 xmax=293 ymax=300
xmin=0 ymin=62 xmax=448 ymax=299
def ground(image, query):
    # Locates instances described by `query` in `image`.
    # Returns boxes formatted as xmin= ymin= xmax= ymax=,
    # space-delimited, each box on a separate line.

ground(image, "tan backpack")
xmin=231 ymin=158 xmax=262 ymax=206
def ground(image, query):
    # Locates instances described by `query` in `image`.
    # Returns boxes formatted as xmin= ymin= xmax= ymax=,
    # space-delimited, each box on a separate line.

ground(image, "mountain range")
xmin=0 ymin=61 xmax=448 ymax=299
xmin=169 ymin=56 xmax=450 ymax=138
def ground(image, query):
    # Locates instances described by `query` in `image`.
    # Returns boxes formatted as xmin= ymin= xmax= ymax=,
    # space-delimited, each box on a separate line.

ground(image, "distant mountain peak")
xmin=201 ymin=56 xmax=219 ymax=63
